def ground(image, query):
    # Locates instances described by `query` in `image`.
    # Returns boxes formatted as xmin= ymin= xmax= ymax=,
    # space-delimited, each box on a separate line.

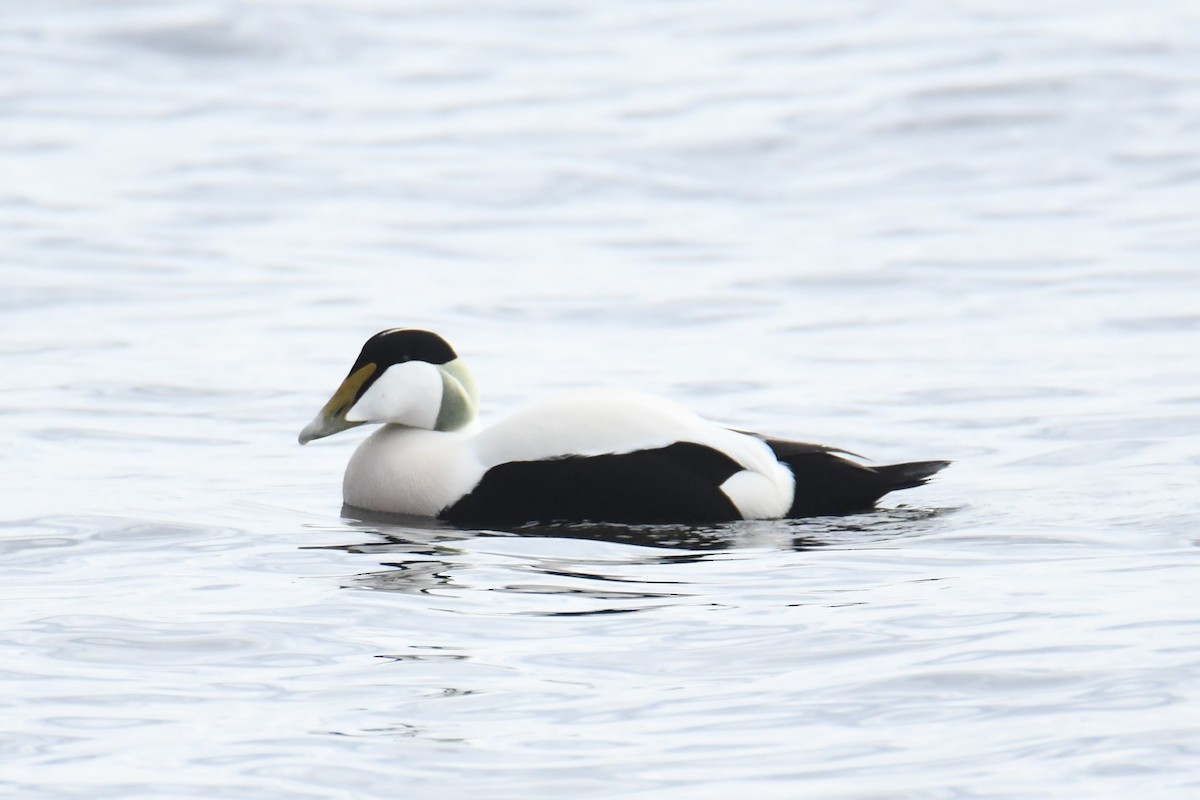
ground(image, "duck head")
xmin=299 ymin=328 xmax=479 ymax=444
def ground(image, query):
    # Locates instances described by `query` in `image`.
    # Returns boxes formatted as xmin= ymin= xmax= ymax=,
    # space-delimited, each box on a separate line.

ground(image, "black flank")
xmin=441 ymin=442 xmax=745 ymax=526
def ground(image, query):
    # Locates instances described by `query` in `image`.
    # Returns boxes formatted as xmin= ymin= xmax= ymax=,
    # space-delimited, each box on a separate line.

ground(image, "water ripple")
xmin=5 ymin=1 xmax=1200 ymax=797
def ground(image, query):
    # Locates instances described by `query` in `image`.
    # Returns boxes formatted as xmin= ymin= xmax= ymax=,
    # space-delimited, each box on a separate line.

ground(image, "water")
xmin=4 ymin=1 xmax=1200 ymax=797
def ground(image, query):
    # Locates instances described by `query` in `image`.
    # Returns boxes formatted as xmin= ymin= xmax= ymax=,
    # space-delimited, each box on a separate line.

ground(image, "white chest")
xmin=342 ymin=426 xmax=482 ymax=516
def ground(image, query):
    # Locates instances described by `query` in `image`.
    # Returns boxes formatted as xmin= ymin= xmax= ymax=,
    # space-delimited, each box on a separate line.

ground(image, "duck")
xmin=299 ymin=328 xmax=948 ymax=526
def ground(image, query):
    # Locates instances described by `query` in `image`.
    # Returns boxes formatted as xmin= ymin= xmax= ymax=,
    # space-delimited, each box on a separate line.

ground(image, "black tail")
xmin=753 ymin=436 xmax=949 ymax=518
xmin=874 ymin=460 xmax=951 ymax=492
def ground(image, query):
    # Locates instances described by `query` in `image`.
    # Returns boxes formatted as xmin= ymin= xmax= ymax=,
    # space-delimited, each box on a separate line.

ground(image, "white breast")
xmin=343 ymin=426 xmax=482 ymax=515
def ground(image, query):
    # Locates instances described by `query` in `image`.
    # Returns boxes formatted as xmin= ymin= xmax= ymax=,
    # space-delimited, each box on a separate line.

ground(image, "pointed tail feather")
xmin=875 ymin=460 xmax=951 ymax=492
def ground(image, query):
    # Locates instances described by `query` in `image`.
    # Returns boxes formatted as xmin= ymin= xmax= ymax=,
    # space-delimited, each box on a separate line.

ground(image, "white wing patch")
xmin=720 ymin=468 xmax=793 ymax=519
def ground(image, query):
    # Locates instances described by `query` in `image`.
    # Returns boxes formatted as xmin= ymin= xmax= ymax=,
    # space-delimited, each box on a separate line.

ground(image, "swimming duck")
xmin=299 ymin=328 xmax=948 ymax=525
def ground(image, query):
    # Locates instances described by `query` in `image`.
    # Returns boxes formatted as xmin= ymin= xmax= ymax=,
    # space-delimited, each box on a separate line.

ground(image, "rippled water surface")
xmin=5 ymin=2 xmax=1200 ymax=797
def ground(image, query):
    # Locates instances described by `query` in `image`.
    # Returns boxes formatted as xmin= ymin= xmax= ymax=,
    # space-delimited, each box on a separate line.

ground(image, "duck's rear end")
xmin=759 ymin=437 xmax=949 ymax=517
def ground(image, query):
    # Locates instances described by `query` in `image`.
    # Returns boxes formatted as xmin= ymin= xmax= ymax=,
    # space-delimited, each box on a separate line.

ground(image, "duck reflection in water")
xmin=305 ymin=505 xmax=954 ymax=599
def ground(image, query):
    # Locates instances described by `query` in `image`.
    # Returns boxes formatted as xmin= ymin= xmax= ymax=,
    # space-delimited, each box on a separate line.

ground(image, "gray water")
xmin=4 ymin=2 xmax=1200 ymax=798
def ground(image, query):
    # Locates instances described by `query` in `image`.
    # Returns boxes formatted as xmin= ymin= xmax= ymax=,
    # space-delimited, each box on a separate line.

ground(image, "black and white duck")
xmin=300 ymin=328 xmax=948 ymax=525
